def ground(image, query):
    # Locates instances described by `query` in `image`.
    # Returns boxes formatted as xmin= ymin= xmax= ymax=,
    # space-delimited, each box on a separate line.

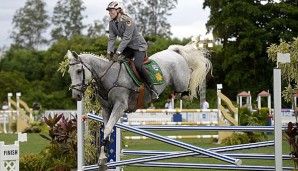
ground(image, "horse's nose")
xmin=76 ymin=94 xmax=82 ymax=101
xmin=72 ymin=93 xmax=82 ymax=101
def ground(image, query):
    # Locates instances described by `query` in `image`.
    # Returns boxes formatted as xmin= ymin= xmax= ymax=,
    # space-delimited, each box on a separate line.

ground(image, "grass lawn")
xmin=0 ymin=133 xmax=50 ymax=156
xmin=121 ymin=130 xmax=295 ymax=171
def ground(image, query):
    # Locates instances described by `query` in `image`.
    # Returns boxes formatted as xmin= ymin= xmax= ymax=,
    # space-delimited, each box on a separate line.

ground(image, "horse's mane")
xmin=168 ymin=41 xmax=212 ymax=100
xmin=79 ymin=52 xmax=110 ymax=62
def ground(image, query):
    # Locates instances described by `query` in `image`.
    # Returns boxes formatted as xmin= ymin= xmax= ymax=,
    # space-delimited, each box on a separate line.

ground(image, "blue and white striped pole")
xmin=87 ymin=114 xmax=242 ymax=166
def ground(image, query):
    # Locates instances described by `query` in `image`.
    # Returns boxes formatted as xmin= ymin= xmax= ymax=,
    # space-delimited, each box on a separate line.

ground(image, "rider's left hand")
xmin=113 ymin=53 xmax=125 ymax=62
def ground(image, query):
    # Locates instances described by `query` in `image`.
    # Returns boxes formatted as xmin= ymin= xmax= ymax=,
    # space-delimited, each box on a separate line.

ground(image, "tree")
xmin=10 ymin=0 xmax=49 ymax=50
xmin=203 ymin=0 xmax=298 ymax=98
xmin=267 ymin=38 xmax=298 ymax=102
xmin=87 ymin=18 xmax=107 ymax=38
xmin=123 ymin=0 xmax=177 ymax=37
xmin=51 ymin=0 xmax=86 ymax=41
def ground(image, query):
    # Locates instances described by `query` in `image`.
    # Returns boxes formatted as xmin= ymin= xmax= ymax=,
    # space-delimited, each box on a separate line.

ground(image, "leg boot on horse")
xmin=98 ymin=137 xmax=110 ymax=170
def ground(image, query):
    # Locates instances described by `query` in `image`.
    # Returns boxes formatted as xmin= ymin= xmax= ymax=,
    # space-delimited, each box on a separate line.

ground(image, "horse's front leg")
xmin=98 ymin=101 xmax=127 ymax=170
xmin=103 ymin=100 xmax=127 ymax=140
xmin=98 ymin=108 xmax=111 ymax=170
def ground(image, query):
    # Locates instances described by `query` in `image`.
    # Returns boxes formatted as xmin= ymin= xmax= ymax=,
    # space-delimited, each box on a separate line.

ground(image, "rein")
xmin=69 ymin=56 xmax=139 ymax=101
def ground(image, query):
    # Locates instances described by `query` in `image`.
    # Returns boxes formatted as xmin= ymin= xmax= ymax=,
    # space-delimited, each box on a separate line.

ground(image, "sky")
xmin=0 ymin=0 xmax=212 ymax=48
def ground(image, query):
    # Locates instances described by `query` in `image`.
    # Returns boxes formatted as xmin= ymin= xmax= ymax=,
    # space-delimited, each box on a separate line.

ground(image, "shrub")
xmin=40 ymin=144 xmax=76 ymax=171
xmin=20 ymin=153 xmax=43 ymax=171
xmin=284 ymin=122 xmax=298 ymax=168
xmin=39 ymin=113 xmax=78 ymax=169
xmin=23 ymin=122 xmax=42 ymax=133
xmin=224 ymin=107 xmax=269 ymax=145
xmin=222 ymin=133 xmax=250 ymax=145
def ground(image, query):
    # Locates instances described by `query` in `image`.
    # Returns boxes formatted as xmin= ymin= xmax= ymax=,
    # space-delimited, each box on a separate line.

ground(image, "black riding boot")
xmin=141 ymin=67 xmax=159 ymax=100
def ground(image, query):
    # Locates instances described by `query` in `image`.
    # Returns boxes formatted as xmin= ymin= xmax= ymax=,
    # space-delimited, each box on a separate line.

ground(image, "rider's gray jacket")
xmin=107 ymin=15 xmax=148 ymax=54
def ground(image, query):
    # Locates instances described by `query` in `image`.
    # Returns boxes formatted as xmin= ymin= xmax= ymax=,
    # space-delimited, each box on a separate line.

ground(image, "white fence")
xmin=125 ymin=108 xmax=297 ymax=126
xmin=43 ymin=110 xmax=77 ymax=119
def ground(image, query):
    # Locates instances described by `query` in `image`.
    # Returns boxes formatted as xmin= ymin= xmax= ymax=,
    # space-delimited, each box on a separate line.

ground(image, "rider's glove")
xmin=113 ymin=52 xmax=125 ymax=62
xmin=107 ymin=51 xmax=113 ymax=60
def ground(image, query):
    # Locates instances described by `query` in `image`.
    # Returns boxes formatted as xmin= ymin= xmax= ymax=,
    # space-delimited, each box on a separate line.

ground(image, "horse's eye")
xmin=77 ymin=69 xmax=82 ymax=74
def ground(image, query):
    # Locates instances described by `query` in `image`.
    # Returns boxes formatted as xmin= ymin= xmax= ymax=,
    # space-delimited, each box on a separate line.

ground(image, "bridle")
xmin=69 ymin=54 xmax=140 ymax=102
xmin=69 ymin=56 xmax=115 ymax=94
xmin=69 ymin=61 xmax=89 ymax=93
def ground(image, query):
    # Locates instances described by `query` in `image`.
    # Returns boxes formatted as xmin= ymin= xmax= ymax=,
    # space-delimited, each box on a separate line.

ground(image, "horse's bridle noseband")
xmin=69 ymin=61 xmax=89 ymax=93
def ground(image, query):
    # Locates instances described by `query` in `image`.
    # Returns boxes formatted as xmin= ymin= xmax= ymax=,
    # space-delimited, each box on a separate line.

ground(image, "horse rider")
xmin=106 ymin=1 xmax=159 ymax=100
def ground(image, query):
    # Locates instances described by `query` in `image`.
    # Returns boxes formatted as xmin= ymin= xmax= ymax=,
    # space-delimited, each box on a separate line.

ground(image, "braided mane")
xmin=79 ymin=52 xmax=110 ymax=62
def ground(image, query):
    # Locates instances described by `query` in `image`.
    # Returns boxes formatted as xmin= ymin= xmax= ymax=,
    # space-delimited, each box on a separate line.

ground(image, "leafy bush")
xmin=239 ymin=107 xmax=269 ymax=126
xmin=239 ymin=107 xmax=252 ymax=126
xmin=20 ymin=153 xmax=43 ymax=171
xmin=222 ymin=132 xmax=267 ymax=145
xmin=40 ymin=143 xmax=76 ymax=171
xmin=23 ymin=122 xmax=42 ymax=133
xmin=284 ymin=122 xmax=298 ymax=168
xmin=223 ymin=107 xmax=269 ymax=145
xmin=39 ymin=113 xmax=77 ymax=170
xmin=222 ymin=133 xmax=250 ymax=145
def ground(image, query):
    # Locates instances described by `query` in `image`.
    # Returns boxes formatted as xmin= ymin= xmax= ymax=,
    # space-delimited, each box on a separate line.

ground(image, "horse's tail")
xmin=168 ymin=42 xmax=212 ymax=101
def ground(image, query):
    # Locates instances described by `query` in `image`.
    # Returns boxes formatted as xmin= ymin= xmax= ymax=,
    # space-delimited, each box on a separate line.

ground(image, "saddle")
xmin=123 ymin=56 xmax=164 ymax=110
xmin=126 ymin=56 xmax=151 ymax=82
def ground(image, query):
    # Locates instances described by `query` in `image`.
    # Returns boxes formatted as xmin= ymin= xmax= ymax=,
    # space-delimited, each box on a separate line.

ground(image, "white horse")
xmin=67 ymin=41 xmax=211 ymax=170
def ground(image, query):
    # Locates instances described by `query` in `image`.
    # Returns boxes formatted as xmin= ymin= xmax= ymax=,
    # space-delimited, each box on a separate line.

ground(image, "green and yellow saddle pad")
xmin=123 ymin=60 xmax=165 ymax=86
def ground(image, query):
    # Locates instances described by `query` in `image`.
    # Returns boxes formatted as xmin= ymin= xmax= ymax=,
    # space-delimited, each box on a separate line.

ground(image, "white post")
xmin=216 ymin=84 xmax=222 ymax=125
xmin=273 ymin=53 xmax=290 ymax=171
xmin=16 ymin=93 xmax=21 ymax=117
xmin=257 ymin=96 xmax=261 ymax=109
xmin=237 ymin=95 xmax=240 ymax=104
xmin=3 ymin=115 xmax=7 ymax=134
xmin=294 ymin=96 xmax=297 ymax=110
xmin=77 ymin=100 xmax=84 ymax=171
xmin=115 ymin=128 xmax=121 ymax=171
xmin=247 ymin=91 xmax=250 ymax=107
xmin=180 ymin=100 xmax=182 ymax=110
xmin=217 ymin=84 xmax=222 ymax=107
xmin=274 ymin=68 xmax=282 ymax=171
xmin=7 ymin=93 xmax=12 ymax=109
xmin=268 ymin=95 xmax=271 ymax=114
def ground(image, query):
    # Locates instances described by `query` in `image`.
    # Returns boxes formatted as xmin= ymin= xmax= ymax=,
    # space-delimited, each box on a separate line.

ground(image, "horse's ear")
xmin=72 ymin=51 xmax=79 ymax=59
xmin=67 ymin=50 xmax=74 ymax=60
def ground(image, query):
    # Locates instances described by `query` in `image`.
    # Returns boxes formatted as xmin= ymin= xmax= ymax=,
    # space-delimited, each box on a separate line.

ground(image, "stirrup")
xmin=150 ymin=90 xmax=159 ymax=100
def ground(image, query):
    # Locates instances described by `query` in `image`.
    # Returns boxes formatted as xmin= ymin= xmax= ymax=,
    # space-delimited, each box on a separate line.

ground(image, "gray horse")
xmin=67 ymin=41 xmax=212 ymax=170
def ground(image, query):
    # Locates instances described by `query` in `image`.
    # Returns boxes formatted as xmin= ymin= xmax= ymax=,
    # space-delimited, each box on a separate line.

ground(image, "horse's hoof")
xmin=98 ymin=146 xmax=108 ymax=168
xmin=98 ymin=162 xmax=108 ymax=171
xmin=98 ymin=157 xmax=107 ymax=166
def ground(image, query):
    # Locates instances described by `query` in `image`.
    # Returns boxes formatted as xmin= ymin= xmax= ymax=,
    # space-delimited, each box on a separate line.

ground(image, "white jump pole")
xmin=77 ymin=100 xmax=84 ymax=171
xmin=274 ymin=53 xmax=290 ymax=171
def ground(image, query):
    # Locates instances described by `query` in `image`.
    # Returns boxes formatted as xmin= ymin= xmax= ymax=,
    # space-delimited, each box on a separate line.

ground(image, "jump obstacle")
xmin=76 ymin=70 xmax=290 ymax=170
xmin=123 ymin=110 xmax=219 ymax=141
xmin=122 ymin=88 xmax=239 ymax=144
xmin=76 ymin=100 xmax=294 ymax=171
xmin=0 ymin=93 xmax=33 ymax=133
